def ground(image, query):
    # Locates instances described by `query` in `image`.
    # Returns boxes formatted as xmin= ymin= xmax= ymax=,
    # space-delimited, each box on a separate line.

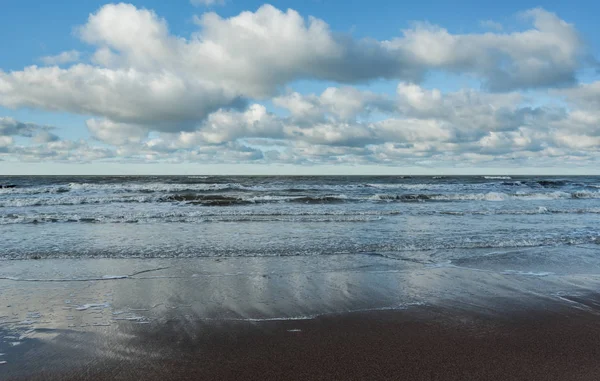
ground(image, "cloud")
xmin=0 ymin=4 xmax=591 ymax=139
xmin=0 ymin=65 xmax=245 ymax=131
xmin=0 ymin=117 xmax=58 ymax=138
xmin=0 ymin=4 xmax=598 ymax=168
xmin=32 ymin=130 xmax=60 ymax=144
xmin=0 ymin=136 xmax=13 ymax=148
xmin=86 ymin=119 xmax=148 ymax=146
xmin=4 ymin=77 xmax=600 ymax=168
xmin=390 ymin=8 xmax=585 ymax=91
xmin=480 ymin=20 xmax=503 ymax=31
xmin=40 ymin=50 xmax=81 ymax=65
xmin=557 ymin=81 xmax=600 ymax=110
xmin=9 ymin=139 xmax=115 ymax=163
xmin=273 ymin=87 xmax=394 ymax=124
xmin=191 ymin=0 xmax=225 ymax=6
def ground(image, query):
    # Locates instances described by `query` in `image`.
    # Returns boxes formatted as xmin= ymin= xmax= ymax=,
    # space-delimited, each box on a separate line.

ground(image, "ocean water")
xmin=0 ymin=175 xmax=599 ymax=273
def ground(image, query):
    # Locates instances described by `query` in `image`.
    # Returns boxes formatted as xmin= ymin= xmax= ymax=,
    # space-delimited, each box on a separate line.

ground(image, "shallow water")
xmin=0 ymin=176 xmax=599 ymax=267
xmin=1 ymin=175 xmax=600 ymax=376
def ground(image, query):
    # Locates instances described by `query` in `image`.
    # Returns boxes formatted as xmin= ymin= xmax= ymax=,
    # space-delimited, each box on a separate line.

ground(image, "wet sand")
xmin=2 ymin=253 xmax=600 ymax=380
xmin=4 ymin=304 xmax=600 ymax=381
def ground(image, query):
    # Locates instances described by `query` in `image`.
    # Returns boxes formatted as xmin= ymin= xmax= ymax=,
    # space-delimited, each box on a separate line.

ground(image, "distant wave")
xmin=2 ymin=177 xmax=589 ymax=199
xmin=371 ymin=191 xmax=600 ymax=202
xmin=3 ymin=206 xmax=600 ymax=225
xmin=534 ymin=180 xmax=568 ymax=187
xmin=2 ymin=190 xmax=600 ymax=208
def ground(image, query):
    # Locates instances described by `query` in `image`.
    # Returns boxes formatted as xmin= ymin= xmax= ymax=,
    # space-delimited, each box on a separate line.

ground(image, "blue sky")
xmin=0 ymin=0 xmax=599 ymax=174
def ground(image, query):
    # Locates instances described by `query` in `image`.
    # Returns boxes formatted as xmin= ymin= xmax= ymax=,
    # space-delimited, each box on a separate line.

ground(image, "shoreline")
xmin=4 ymin=302 xmax=600 ymax=380
xmin=2 ymin=255 xmax=600 ymax=380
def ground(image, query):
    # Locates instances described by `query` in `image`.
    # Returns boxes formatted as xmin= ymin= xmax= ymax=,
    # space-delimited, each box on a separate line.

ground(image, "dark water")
xmin=0 ymin=176 xmax=599 ymax=270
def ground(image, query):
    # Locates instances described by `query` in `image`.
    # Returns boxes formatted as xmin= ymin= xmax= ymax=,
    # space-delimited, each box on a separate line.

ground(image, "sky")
xmin=0 ymin=0 xmax=599 ymax=175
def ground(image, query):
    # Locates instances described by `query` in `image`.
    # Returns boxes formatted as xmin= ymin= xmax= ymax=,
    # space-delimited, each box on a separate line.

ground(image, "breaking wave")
xmin=2 ymin=190 xmax=600 ymax=208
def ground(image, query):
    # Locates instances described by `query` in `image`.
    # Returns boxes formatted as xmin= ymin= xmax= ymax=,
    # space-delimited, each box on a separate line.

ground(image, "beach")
xmin=3 ymin=254 xmax=600 ymax=380
xmin=1 ymin=175 xmax=600 ymax=379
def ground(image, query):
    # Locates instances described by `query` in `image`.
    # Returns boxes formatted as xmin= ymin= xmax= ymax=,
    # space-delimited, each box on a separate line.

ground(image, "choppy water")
xmin=0 ymin=176 xmax=599 ymax=262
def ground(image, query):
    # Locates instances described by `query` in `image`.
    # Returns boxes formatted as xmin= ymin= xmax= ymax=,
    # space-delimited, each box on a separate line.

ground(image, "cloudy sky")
xmin=1 ymin=0 xmax=599 ymax=174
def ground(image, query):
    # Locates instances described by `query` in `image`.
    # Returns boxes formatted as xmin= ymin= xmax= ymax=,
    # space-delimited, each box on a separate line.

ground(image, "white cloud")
xmin=389 ymin=8 xmax=584 ymax=91
xmin=32 ymin=130 xmax=60 ymax=144
xmin=0 ymin=65 xmax=244 ymax=131
xmin=40 ymin=50 xmax=81 ymax=65
xmin=0 ymin=4 xmax=591 ymax=139
xmin=191 ymin=0 xmax=225 ymax=6
xmin=0 ymin=4 xmax=598 ymax=167
xmin=86 ymin=119 xmax=149 ymax=146
xmin=0 ymin=136 xmax=13 ymax=148
xmin=274 ymin=87 xmax=393 ymax=124
xmin=10 ymin=139 xmax=115 ymax=163
xmin=480 ymin=20 xmax=503 ymax=31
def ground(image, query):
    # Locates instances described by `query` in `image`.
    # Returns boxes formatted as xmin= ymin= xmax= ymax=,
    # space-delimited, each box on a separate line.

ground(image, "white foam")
xmin=502 ymin=270 xmax=554 ymax=277
xmin=484 ymin=176 xmax=512 ymax=179
xmin=431 ymin=191 xmax=580 ymax=202
xmin=113 ymin=315 xmax=147 ymax=322
xmin=76 ymin=303 xmax=110 ymax=311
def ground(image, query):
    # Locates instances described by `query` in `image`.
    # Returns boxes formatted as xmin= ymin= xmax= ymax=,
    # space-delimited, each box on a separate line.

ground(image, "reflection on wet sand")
xmin=3 ymin=249 xmax=600 ymax=379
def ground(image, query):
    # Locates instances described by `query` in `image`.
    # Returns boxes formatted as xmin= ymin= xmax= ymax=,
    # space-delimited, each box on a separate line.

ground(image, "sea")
xmin=1 ymin=175 xmax=599 ymax=273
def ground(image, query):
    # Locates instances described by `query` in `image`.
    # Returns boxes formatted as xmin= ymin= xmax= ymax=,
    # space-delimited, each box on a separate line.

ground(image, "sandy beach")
xmin=2 ymin=253 xmax=600 ymax=380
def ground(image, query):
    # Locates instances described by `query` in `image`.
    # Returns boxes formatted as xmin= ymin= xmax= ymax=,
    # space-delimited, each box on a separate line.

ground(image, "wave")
xmin=0 ymin=182 xmax=378 ymax=196
xmin=483 ymin=176 xmax=512 ymax=180
xmin=4 ymin=206 xmax=600 ymax=225
xmin=2 ymin=190 xmax=600 ymax=208
xmin=0 ymin=185 xmax=70 ymax=195
xmin=2 ymin=177 xmax=588 ymax=199
xmin=534 ymin=180 xmax=568 ymax=187
xmin=161 ymin=194 xmax=249 ymax=206
xmin=370 ymin=194 xmax=433 ymax=202
xmin=68 ymin=182 xmax=248 ymax=194
xmin=371 ymin=191 xmax=600 ymax=202
xmin=2 ymin=234 xmax=598 ymax=260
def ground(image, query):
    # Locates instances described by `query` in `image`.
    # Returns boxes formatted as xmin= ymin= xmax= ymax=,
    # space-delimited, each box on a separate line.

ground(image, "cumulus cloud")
xmin=0 ymin=4 xmax=591 ymax=139
xmin=9 ymin=139 xmax=115 ymax=163
xmin=0 ymin=117 xmax=58 ymax=138
xmin=0 ymin=65 xmax=245 ymax=132
xmin=32 ymin=130 xmax=61 ymax=144
xmin=0 ymin=4 xmax=598 ymax=167
xmin=480 ymin=20 xmax=503 ymax=31
xmin=40 ymin=50 xmax=81 ymax=65
xmin=191 ymin=0 xmax=225 ymax=6
xmin=274 ymin=87 xmax=394 ymax=124
xmin=389 ymin=8 xmax=584 ymax=91
xmin=86 ymin=119 xmax=148 ymax=146
xmin=0 ymin=136 xmax=13 ymax=148
xmin=558 ymin=81 xmax=600 ymax=109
